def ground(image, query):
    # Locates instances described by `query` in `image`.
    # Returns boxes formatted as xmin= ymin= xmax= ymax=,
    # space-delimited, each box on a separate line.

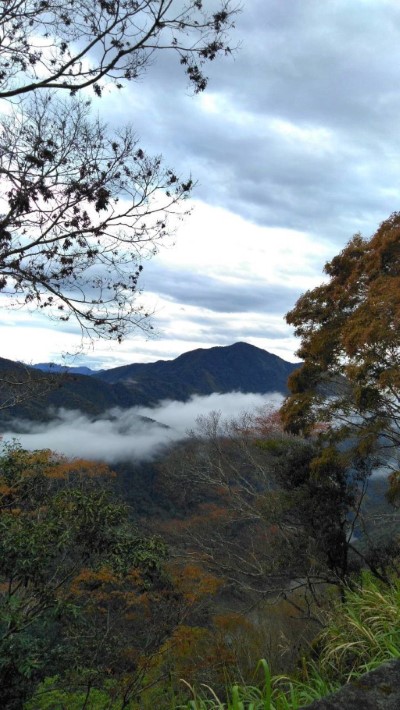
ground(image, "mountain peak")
xmin=96 ymin=341 xmax=300 ymax=402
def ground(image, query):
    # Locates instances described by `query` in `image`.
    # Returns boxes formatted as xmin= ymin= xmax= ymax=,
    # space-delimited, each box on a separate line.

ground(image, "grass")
xmin=176 ymin=572 xmax=400 ymax=709
xmin=317 ymin=571 xmax=400 ymax=680
xmin=176 ymin=659 xmax=339 ymax=709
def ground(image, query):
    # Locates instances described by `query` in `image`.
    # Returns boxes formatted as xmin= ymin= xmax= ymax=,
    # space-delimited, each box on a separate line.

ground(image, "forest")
xmin=3 ymin=258 xmax=400 ymax=707
xmin=1 ymin=2 xmax=400 ymax=708
xmin=2 ymin=335 xmax=400 ymax=708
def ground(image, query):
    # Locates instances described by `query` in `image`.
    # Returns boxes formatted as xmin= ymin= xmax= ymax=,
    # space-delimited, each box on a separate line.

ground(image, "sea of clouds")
xmin=1 ymin=391 xmax=284 ymax=464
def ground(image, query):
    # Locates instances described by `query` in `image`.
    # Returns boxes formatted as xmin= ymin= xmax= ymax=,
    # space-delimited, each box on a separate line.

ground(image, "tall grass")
xmin=177 ymin=659 xmax=338 ymax=709
xmin=177 ymin=572 xmax=400 ymax=709
xmin=317 ymin=571 xmax=400 ymax=680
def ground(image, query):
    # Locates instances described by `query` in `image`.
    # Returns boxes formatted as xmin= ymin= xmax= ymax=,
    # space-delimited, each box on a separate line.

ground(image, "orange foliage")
xmin=160 ymin=503 xmax=232 ymax=538
xmin=169 ymin=562 xmax=222 ymax=606
xmin=283 ymin=212 xmax=400 ymax=440
xmin=41 ymin=456 xmax=114 ymax=480
xmin=1 ymin=447 xmax=115 ymax=483
xmin=0 ymin=483 xmax=13 ymax=496
xmin=158 ymin=623 xmax=235 ymax=683
xmin=68 ymin=567 xmax=121 ymax=606
xmin=213 ymin=611 xmax=252 ymax=632
xmin=252 ymin=408 xmax=284 ymax=436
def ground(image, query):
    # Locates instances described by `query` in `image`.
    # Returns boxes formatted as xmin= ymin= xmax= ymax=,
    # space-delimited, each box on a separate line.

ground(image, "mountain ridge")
xmin=94 ymin=341 xmax=299 ymax=404
xmin=33 ymin=363 xmax=96 ymax=376
xmin=1 ymin=343 xmax=300 ymax=424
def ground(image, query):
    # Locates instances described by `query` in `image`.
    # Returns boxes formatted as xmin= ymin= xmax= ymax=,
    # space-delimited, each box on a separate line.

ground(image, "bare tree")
xmin=0 ymin=1 xmax=237 ymax=98
xmin=156 ymin=410 xmax=371 ymax=612
xmin=0 ymin=1 xmax=238 ymax=409
xmin=0 ymin=93 xmax=193 ymax=339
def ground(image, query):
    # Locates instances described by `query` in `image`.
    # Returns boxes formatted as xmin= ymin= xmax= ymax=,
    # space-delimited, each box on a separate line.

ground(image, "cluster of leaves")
xmin=0 ymin=1 xmax=236 ymax=98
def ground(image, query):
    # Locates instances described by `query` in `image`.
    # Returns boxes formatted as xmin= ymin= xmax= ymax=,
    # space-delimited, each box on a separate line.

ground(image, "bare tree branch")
xmin=0 ymin=1 xmax=238 ymax=98
xmin=0 ymin=92 xmax=193 ymax=339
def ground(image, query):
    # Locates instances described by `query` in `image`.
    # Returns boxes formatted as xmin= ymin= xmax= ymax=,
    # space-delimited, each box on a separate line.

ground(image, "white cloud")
xmin=2 ymin=392 xmax=284 ymax=463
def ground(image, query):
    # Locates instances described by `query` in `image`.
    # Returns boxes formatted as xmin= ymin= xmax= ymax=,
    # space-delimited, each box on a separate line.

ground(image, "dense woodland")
xmin=1 ymin=2 xmax=400 ymax=709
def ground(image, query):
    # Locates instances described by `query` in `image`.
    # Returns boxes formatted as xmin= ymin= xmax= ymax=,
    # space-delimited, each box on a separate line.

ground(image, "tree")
xmin=0 ymin=443 xmax=173 ymax=708
xmin=156 ymin=409 xmax=360 ymax=611
xmin=0 ymin=92 xmax=193 ymax=339
xmin=282 ymin=212 xmax=400 ymax=481
xmin=0 ymin=2 xmax=237 ymax=343
xmin=0 ymin=1 xmax=236 ymax=98
xmin=0 ymin=357 xmax=60 ymax=411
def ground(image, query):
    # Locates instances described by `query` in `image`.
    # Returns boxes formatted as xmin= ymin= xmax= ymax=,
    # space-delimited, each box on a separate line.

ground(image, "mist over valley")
xmin=0 ymin=391 xmax=284 ymax=464
xmin=0 ymin=342 xmax=290 ymax=462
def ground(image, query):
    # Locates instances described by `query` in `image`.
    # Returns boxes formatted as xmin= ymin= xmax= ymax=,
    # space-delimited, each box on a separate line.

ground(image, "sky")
xmin=3 ymin=0 xmax=400 ymax=370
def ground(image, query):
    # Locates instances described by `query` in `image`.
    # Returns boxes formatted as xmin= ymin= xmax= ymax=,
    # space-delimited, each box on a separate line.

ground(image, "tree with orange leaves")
xmin=282 ymin=212 xmax=400 ymax=498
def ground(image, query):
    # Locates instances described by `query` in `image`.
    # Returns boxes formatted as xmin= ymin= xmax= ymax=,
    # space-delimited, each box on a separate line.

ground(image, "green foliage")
xmin=176 ymin=658 xmax=338 ymax=709
xmin=317 ymin=572 xmax=400 ymax=680
xmin=0 ymin=442 xmax=169 ymax=708
xmin=176 ymin=573 xmax=400 ymax=709
xmin=25 ymin=676 xmax=122 ymax=710
xmin=255 ymin=439 xmax=286 ymax=454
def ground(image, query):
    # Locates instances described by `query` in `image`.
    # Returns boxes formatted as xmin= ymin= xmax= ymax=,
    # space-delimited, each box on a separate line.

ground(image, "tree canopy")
xmin=0 ymin=443 xmax=174 ymax=708
xmin=282 ymin=212 xmax=400 ymax=478
xmin=0 ymin=93 xmax=192 ymax=339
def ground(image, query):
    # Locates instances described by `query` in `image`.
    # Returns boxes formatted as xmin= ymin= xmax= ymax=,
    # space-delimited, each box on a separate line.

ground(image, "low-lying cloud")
xmin=1 ymin=391 xmax=284 ymax=464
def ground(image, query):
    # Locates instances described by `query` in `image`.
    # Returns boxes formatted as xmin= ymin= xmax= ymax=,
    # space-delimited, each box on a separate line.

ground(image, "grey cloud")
xmin=99 ymin=0 xmax=400 ymax=244
xmin=7 ymin=0 xmax=400 ymax=366
xmin=142 ymin=264 xmax=302 ymax=314
xmin=154 ymin=324 xmax=290 ymax=347
xmin=177 ymin=315 xmax=290 ymax=339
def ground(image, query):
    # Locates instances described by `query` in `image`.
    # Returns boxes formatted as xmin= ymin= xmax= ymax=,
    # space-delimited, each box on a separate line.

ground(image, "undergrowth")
xmin=176 ymin=572 xmax=400 ymax=710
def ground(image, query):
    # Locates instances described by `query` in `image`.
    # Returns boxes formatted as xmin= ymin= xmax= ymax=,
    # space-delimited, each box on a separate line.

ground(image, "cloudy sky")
xmin=2 ymin=0 xmax=400 ymax=369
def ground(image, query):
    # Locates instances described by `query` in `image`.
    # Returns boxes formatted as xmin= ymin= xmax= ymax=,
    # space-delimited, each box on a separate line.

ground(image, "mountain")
xmin=0 ymin=344 xmax=300 ymax=425
xmin=0 ymin=356 xmax=136 ymax=425
xmin=95 ymin=342 xmax=299 ymax=404
xmin=33 ymin=362 xmax=96 ymax=376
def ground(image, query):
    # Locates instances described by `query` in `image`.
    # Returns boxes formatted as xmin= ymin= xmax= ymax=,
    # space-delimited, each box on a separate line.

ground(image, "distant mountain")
xmin=0 ymin=343 xmax=300 ymax=425
xmin=33 ymin=362 xmax=96 ymax=376
xmin=96 ymin=342 xmax=300 ymax=405
xmin=0 ymin=356 xmax=136 ymax=426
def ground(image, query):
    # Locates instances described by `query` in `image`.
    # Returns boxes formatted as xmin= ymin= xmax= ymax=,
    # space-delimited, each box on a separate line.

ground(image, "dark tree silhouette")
xmin=0 ymin=1 xmax=236 ymax=98
xmin=0 ymin=93 xmax=193 ymax=339
xmin=0 ymin=2 xmax=238 ymax=340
